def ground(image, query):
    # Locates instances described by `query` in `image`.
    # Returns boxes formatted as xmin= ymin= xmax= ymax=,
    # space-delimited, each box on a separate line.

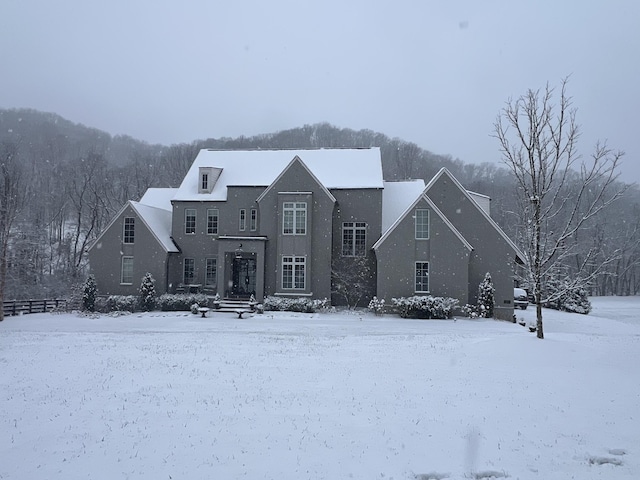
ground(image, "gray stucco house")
xmin=88 ymin=147 xmax=523 ymax=319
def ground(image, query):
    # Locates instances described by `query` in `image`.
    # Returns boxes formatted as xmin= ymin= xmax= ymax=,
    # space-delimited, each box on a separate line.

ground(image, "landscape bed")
xmin=1 ymin=297 xmax=639 ymax=479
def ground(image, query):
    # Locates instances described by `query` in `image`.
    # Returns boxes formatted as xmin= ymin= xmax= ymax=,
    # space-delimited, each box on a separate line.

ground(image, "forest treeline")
xmin=1 ymin=108 xmax=638 ymax=299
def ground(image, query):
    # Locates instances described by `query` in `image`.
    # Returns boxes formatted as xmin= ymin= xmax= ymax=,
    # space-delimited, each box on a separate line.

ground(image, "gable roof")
xmin=130 ymin=201 xmax=179 ymax=253
xmin=172 ymin=148 xmax=384 ymax=201
xmin=424 ymin=168 xmax=525 ymax=262
xmin=381 ymin=180 xmax=426 ymax=233
xmin=88 ymin=200 xmax=179 ymax=254
xmin=373 ymin=192 xmax=473 ymax=252
xmin=256 ymin=155 xmax=337 ymax=203
xmin=139 ymin=188 xmax=177 ymax=211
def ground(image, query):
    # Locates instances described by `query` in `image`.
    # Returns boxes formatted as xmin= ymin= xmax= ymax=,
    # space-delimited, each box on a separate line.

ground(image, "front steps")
xmin=210 ymin=298 xmax=257 ymax=314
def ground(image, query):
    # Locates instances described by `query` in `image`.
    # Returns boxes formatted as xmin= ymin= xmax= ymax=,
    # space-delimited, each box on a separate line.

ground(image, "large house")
xmin=88 ymin=148 xmax=523 ymax=320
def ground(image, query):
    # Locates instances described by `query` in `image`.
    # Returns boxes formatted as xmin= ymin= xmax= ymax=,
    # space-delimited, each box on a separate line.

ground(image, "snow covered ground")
xmin=1 ymin=297 xmax=639 ymax=479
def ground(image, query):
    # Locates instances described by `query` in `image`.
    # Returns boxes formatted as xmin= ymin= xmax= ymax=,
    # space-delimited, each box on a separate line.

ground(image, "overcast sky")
xmin=2 ymin=1 xmax=639 ymax=182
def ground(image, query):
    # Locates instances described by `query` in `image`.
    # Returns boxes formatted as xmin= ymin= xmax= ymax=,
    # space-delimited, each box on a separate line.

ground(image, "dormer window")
xmin=198 ymin=167 xmax=222 ymax=194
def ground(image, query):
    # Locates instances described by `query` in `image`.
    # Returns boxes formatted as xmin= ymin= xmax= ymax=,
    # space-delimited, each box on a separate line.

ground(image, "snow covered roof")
xmin=172 ymin=148 xmax=384 ymax=201
xmin=139 ymin=188 xmax=177 ymax=211
xmin=381 ymin=180 xmax=426 ymax=233
xmin=130 ymin=201 xmax=179 ymax=253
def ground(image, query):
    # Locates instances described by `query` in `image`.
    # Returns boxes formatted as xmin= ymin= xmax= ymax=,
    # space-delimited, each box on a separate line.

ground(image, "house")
xmin=88 ymin=148 xmax=523 ymax=319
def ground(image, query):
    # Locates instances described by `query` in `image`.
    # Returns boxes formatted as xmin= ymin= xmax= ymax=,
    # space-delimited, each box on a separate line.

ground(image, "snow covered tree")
xmin=331 ymin=255 xmax=374 ymax=309
xmin=139 ymin=272 xmax=156 ymax=312
xmin=494 ymin=78 xmax=627 ymax=338
xmin=477 ymin=272 xmax=495 ymax=318
xmin=0 ymin=141 xmax=25 ymax=321
xmin=82 ymin=274 xmax=97 ymax=312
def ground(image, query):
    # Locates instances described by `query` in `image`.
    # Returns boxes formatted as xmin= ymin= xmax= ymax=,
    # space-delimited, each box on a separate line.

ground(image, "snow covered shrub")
xmin=263 ymin=296 xmax=328 ymax=313
xmin=139 ymin=272 xmax=157 ymax=312
xmin=543 ymin=278 xmax=592 ymax=314
xmin=391 ymin=296 xmax=459 ymax=319
xmin=190 ymin=303 xmax=200 ymax=314
xmin=82 ymin=275 xmax=97 ymax=312
xmin=157 ymin=293 xmax=209 ymax=311
xmin=477 ymin=272 xmax=495 ymax=318
xmin=368 ymin=296 xmax=385 ymax=315
xmin=460 ymin=304 xmax=481 ymax=318
xmin=102 ymin=295 xmax=138 ymax=313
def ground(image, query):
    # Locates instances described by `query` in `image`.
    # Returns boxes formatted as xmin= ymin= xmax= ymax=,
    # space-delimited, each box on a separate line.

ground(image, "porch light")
xmin=235 ymin=244 xmax=243 ymax=259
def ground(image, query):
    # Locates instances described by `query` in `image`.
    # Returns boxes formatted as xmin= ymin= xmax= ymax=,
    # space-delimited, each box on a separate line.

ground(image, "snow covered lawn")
xmin=1 ymin=297 xmax=639 ymax=479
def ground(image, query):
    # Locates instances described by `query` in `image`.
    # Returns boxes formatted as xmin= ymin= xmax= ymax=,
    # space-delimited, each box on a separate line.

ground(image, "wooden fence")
xmin=2 ymin=299 xmax=67 ymax=316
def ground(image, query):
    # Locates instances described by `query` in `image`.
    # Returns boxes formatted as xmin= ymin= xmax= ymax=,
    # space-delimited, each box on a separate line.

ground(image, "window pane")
xmin=205 ymin=258 xmax=217 ymax=286
xmin=123 ymin=217 xmax=135 ymax=244
xmin=415 ymin=209 xmax=429 ymax=239
xmin=185 ymin=209 xmax=196 ymax=234
xmin=251 ymin=209 xmax=257 ymax=231
xmin=342 ymin=227 xmax=354 ymax=256
xmin=239 ymin=209 xmax=246 ymax=231
xmin=295 ymin=209 xmax=306 ymax=234
xmin=184 ymin=258 xmax=195 ymax=284
xmin=283 ymin=209 xmax=294 ymax=235
xmin=342 ymin=222 xmax=366 ymax=256
xmin=415 ymin=262 xmax=429 ymax=292
xmin=283 ymin=202 xmax=306 ymax=235
xmin=201 ymin=173 xmax=208 ymax=191
xmin=294 ymin=258 xmax=305 ymax=289
xmin=282 ymin=257 xmax=293 ymax=289
xmin=207 ymin=209 xmax=218 ymax=235
xmin=121 ymin=257 xmax=133 ymax=284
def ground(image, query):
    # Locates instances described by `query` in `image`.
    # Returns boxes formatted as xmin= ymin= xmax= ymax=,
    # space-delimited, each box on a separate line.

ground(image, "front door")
xmin=230 ymin=256 xmax=256 ymax=298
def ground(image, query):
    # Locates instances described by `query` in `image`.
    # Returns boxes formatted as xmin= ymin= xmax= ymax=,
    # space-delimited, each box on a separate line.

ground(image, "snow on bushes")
xmin=157 ymin=293 xmax=210 ymax=312
xmin=477 ymin=272 xmax=495 ymax=318
xmin=543 ymin=278 xmax=592 ymax=314
xmin=391 ymin=295 xmax=459 ymax=319
xmin=368 ymin=296 xmax=385 ymax=315
xmin=82 ymin=275 xmax=97 ymax=312
xmin=263 ymin=296 xmax=328 ymax=313
xmin=139 ymin=273 xmax=157 ymax=312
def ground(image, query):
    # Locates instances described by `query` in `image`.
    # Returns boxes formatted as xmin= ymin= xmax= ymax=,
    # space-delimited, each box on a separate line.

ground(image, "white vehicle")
xmin=514 ymin=287 xmax=529 ymax=309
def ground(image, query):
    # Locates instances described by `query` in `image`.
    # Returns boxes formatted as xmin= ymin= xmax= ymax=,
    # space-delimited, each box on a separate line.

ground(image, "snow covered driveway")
xmin=1 ymin=299 xmax=639 ymax=479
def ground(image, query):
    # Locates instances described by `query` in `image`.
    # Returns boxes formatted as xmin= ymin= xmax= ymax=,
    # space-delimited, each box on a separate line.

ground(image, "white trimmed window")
xmin=201 ymin=173 xmax=209 ymax=191
xmin=207 ymin=209 xmax=219 ymax=235
xmin=185 ymin=209 xmax=196 ymax=235
xmin=283 ymin=202 xmax=307 ymax=235
xmin=415 ymin=262 xmax=429 ymax=293
xmin=282 ymin=256 xmax=306 ymax=289
xmin=415 ymin=209 xmax=429 ymax=239
xmin=184 ymin=258 xmax=195 ymax=285
xmin=123 ymin=217 xmax=135 ymax=244
xmin=205 ymin=258 xmax=217 ymax=287
xmin=342 ymin=222 xmax=367 ymax=256
xmin=250 ymin=208 xmax=257 ymax=231
xmin=121 ymin=256 xmax=134 ymax=285
xmin=239 ymin=209 xmax=246 ymax=231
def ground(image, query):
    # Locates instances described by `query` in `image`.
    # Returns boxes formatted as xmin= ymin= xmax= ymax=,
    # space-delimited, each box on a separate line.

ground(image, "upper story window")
xmin=201 ymin=173 xmax=209 ymax=191
xmin=283 ymin=202 xmax=307 ymax=235
xmin=185 ymin=209 xmax=196 ymax=234
xmin=342 ymin=222 xmax=367 ymax=256
xmin=239 ymin=209 xmax=246 ymax=231
xmin=207 ymin=209 xmax=219 ymax=235
xmin=415 ymin=209 xmax=430 ymax=239
xmin=250 ymin=208 xmax=257 ymax=231
xmin=123 ymin=217 xmax=135 ymax=244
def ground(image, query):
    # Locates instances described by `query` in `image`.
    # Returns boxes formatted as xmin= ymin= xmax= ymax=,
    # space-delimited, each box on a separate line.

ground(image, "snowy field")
xmin=1 ymin=297 xmax=639 ymax=480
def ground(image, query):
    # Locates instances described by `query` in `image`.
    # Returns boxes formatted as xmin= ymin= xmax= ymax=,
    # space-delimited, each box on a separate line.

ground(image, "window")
xmin=121 ymin=256 xmax=133 ymax=284
xmin=283 ymin=202 xmax=307 ymax=235
xmin=342 ymin=222 xmax=367 ymax=256
xmin=123 ymin=217 xmax=135 ymax=244
xmin=415 ymin=209 xmax=429 ymax=239
xmin=207 ymin=209 xmax=219 ymax=235
xmin=415 ymin=262 xmax=429 ymax=293
xmin=183 ymin=258 xmax=195 ymax=285
xmin=250 ymin=208 xmax=257 ymax=231
xmin=282 ymin=256 xmax=306 ymax=289
xmin=185 ymin=209 xmax=196 ymax=234
xmin=205 ymin=258 xmax=217 ymax=287
xmin=239 ymin=209 xmax=246 ymax=231
xmin=201 ymin=173 xmax=209 ymax=191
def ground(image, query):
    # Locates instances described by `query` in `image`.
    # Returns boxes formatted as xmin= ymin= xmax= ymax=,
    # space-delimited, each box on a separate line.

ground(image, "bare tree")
xmin=0 ymin=141 xmax=25 ymax=320
xmin=494 ymin=78 xmax=628 ymax=338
